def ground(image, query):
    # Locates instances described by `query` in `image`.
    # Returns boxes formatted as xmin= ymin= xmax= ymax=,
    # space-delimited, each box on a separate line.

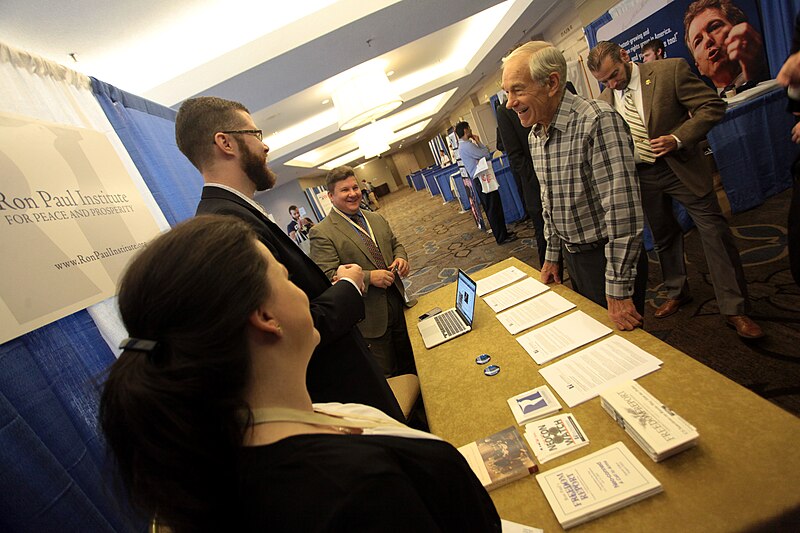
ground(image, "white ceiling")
xmin=0 ymin=0 xmax=570 ymax=186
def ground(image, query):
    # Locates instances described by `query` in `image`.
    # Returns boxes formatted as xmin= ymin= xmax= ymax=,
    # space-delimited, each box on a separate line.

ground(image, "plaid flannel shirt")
xmin=528 ymin=91 xmax=644 ymax=299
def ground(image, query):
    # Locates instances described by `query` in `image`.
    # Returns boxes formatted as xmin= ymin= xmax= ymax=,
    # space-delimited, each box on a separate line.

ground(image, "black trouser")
xmin=561 ymin=240 xmax=649 ymax=316
xmin=790 ymin=160 xmax=800 ymax=286
xmin=473 ymin=178 xmax=508 ymax=243
xmin=364 ymin=286 xmax=417 ymax=378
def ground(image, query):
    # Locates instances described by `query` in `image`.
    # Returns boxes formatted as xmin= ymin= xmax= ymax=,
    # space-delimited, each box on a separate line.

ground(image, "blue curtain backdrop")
xmin=0 ymin=312 xmax=140 ymax=532
xmin=91 ymin=78 xmax=203 ymax=226
xmin=761 ymin=0 xmax=800 ymax=74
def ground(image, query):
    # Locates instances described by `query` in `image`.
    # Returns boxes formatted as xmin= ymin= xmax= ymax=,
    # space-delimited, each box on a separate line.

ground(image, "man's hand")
xmin=334 ymin=264 xmax=365 ymax=293
xmin=792 ymin=122 xmax=800 ymax=145
xmin=778 ymin=51 xmax=800 ymax=87
xmin=606 ymin=297 xmax=643 ymax=331
xmin=724 ymin=22 xmax=764 ymax=80
xmin=649 ymin=135 xmax=678 ymax=157
xmin=540 ymin=261 xmax=562 ymax=285
xmin=369 ymin=269 xmax=396 ymax=288
xmin=389 ymin=258 xmax=410 ymax=277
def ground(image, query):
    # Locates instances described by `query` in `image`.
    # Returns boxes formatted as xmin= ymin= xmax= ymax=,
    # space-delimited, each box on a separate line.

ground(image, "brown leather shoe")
xmin=725 ymin=315 xmax=765 ymax=340
xmin=654 ymin=297 xmax=692 ymax=318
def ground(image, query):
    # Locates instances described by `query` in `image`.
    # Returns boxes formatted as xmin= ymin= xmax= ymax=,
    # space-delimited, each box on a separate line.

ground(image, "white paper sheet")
xmin=516 ymin=311 xmax=611 ymax=365
xmin=496 ymin=291 xmax=576 ymax=334
xmin=501 ymin=519 xmax=544 ymax=533
xmin=539 ymin=335 xmax=663 ymax=407
xmin=483 ymin=277 xmax=549 ymax=312
xmin=476 ymin=266 xmax=527 ymax=296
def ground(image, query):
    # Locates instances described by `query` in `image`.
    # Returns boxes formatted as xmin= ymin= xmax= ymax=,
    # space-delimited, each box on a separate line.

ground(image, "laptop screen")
xmin=455 ymin=269 xmax=477 ymax=326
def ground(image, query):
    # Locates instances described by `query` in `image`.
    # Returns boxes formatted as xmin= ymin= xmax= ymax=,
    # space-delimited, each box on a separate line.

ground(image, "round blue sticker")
xmin=483 ymin=364 xmax=500 ymax=376
xmin=475 ymin=354 xmax=491 ymax=365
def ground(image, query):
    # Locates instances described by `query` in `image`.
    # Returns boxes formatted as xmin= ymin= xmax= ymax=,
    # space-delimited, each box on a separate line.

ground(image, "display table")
xmin=406 ymin=257 xmax=800 ymax=532
xmin=708 ymin=87 xmax=797 ymax=213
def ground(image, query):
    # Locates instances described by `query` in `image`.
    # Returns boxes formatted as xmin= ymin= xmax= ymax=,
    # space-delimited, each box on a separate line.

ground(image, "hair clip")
xmin=119 ymin=337 xmax=159 ymax=353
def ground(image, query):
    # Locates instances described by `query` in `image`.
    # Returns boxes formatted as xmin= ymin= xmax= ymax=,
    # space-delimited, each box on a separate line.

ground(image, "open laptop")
xmin=418 ymin=269 xmax=477 ymax=349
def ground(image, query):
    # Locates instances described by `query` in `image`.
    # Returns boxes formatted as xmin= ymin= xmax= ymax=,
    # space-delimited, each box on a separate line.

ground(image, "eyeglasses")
xmin=216 ymin=129 xmax=263 ymax=142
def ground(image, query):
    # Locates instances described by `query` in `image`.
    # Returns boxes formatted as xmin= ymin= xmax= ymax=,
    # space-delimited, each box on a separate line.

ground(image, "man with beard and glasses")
xmin=175 ymin=97 xmax=404 ymax=421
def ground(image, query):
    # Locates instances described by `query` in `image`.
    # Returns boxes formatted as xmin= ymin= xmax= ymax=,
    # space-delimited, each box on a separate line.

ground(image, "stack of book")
xmin=537 ymin=442 xmax=663 ymax=529
xmin=458 ymin=426 xmax=538 ymax=491
xmin=523 ymin=413 xmax=589 ymax=463
xmin=599 ymin=380 xmax=699 ymax=462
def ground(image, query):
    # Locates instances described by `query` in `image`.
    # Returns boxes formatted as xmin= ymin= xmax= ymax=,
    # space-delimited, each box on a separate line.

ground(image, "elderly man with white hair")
xmin=501 ymin=41 xmax=648 ymax=331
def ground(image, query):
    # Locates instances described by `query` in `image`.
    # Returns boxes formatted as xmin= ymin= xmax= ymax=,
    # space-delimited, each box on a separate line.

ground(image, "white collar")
xmin=615 ymin=62 xmax=641 ymax=99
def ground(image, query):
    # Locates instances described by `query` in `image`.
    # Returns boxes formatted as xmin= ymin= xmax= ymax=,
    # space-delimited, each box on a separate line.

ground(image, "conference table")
xmin=405 ymin=257 xmax=800 ymax=532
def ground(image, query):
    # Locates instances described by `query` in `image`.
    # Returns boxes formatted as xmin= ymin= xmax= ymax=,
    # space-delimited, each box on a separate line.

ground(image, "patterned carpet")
xmin=379 ymin=185 xmax=800 ymax=417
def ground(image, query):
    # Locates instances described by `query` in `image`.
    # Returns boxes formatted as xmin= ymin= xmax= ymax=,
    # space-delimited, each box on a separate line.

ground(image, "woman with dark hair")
xmin=100 ymin=215 xmax=500 ymax=532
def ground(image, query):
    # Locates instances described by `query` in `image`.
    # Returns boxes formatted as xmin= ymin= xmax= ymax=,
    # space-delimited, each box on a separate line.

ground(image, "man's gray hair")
xmin=503 ymin=41 xmax=566 ymax=89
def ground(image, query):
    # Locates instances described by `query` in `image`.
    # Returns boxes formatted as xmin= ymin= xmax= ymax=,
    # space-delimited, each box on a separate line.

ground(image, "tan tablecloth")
xmin=406 ymin=257 xmax=800 ymax=532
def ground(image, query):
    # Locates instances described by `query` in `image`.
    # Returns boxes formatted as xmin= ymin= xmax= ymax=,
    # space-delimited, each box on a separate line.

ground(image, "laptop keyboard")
xmin=434 ymin=310 xmax=466 ymax=337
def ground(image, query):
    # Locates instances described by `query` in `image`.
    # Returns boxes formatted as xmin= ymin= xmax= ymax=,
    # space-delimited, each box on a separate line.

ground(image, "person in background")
xmin=286 ymin=204 xmax=314 ymax=245
xmin=100 ymin=215 xmax=501 ymax=532
xmin=684 ymin=0 xmax=769 ymax=96
xmin=588 ymin=41 xmax=763 ymax=339
xmin=495 ymin=93 xmax=547 ymax=267
xmin=502 ymin=41 xmax=648 ymax=331
xmin=361 ymin=179 xmax=381 ymax=209
xmin=311 ymin=166 xmax=416 ymax=378
xmin=175 ymin=96 xmax=403 ymax=420
xmin=455 ymin=120 xmax=517 ymax=245
xmin=439 ymin=149 xmax=452 ymax=166
xmin=641 ymin=38 xmax=666 ymax=62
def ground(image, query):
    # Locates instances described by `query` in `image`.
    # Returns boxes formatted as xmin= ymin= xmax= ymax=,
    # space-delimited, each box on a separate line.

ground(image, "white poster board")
xmin=0 ymin=112 xmax=162 ymax=344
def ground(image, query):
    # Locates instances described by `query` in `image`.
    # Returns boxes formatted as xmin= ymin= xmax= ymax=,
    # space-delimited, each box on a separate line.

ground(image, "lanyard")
xmin=248 ymin=406 xmax=405 ymax=430
xmin=332 ymin=207 xmax=375 ymax=242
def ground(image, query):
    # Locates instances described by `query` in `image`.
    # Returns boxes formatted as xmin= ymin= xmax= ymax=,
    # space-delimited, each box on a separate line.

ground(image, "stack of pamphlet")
xmin=599 ymin=380 xmax=699 ymax=462
xmin=537 ymin=442 xmax=663 ymax=529
xmin=458 ymin=426 xmax=538 ymax=491
xmin=507 ymin=385 xmax=562 ymax=425
xmin=523 ymin=413 xmax=589 ymax=463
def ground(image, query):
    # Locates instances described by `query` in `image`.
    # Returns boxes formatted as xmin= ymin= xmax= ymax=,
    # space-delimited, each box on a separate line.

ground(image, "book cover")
xmin=507 ymin=385 xmax=562 ymax=425
xmin=600 ymin=380 xmax=698 ymax=461
xmin=536 ymin=441 xmax=663 ymax=529
xmin=458 ymin=426 xmax=538 ymax=491
xmin=524 ymin=413 xmax=589 ymax=463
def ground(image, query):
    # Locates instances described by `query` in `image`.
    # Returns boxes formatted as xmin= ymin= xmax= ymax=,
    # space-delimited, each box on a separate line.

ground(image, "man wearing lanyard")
xmin=310 ymin=166 xmax=416 ymax=378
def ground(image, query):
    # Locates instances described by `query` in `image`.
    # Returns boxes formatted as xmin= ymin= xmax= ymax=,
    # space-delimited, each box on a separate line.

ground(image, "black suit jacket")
xmin=196 ymin=186 xmax=403 ymax=420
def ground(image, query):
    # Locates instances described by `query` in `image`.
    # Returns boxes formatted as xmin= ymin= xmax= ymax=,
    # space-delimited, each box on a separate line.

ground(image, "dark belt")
xmin=563 ymin=238 xmax=608 ymax=254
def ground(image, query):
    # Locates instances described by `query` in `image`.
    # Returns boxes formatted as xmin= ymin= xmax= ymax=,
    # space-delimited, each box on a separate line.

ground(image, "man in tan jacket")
xmin=588 ymin=41 xmax=763 ymax=339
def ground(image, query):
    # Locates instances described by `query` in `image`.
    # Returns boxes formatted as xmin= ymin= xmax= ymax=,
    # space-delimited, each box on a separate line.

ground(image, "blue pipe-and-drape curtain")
xmin=91 ymin=78 xmax=203 ymax=226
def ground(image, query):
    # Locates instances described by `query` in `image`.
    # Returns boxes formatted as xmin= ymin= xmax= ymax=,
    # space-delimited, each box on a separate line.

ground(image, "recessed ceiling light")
xmin=321 ymin=99 xmax=330 ymax=105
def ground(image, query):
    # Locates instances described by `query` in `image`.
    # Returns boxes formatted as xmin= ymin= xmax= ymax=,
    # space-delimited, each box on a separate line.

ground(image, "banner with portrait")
xmin=585 ymin=0 xmax=769 ymax=93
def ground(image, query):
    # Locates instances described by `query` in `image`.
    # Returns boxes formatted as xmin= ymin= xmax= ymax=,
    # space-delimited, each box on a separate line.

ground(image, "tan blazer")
xmin=310 ymin=210 xmax=408 ymax=338
xmin=598 ymin=58 xmax=726 ymax=197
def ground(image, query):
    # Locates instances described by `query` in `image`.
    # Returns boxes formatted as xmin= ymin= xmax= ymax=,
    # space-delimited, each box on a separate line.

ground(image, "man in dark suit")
xmin=588 ymin=41 xmax=763 ymax=339
xmin=310 ymin=166 xmax=416 ymax=378
xmin=174 ymin=96 xmax=404 ymax=419
xmin=495 ymin=100 xmax=546 ymax=267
